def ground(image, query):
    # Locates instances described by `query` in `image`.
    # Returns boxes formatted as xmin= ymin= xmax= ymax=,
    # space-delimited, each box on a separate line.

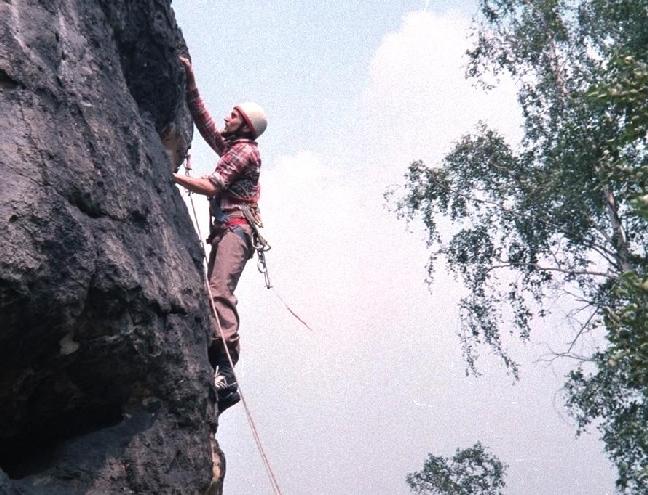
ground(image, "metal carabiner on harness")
xmin=256 ymin=246 xmax=272 ymax=289
xmin=240 ymin=205 xmax=273 ymax=289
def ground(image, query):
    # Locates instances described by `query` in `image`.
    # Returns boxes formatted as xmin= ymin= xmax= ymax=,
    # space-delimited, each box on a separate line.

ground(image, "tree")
xmin=406 ymin=443 xmax=507 ymax=495
xmin=563 ymin=49 xmax=648 ymax=494
xmin=392 ymin=0 xmax=648 ymax=491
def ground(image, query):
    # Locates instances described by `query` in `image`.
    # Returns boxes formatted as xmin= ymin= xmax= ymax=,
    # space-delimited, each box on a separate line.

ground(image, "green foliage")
xmin=587 ymin=55 xmax=648 ymax=147
xmin=566 ymin=211 xmax=648 ymax=493
xmin=566 ymin=272 xmax=648 ymax=493
xmin=406 ymin=443 xmax=507 ymax=495
xmin=392 ymin=0 xmax=648 ymax=491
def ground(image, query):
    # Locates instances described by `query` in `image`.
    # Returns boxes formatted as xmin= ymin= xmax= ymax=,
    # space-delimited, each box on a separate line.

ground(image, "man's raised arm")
xmin=180 ymin=56 xmax=226 ymax=156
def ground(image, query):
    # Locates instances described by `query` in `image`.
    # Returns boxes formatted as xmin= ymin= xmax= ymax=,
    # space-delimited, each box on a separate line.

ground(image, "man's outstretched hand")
xmin=179 ymin=56 xmax=196 ymax=91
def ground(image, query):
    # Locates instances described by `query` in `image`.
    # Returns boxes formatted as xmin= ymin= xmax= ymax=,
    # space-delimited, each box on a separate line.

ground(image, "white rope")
xmin=202 ymin=264 xmax=284 ymax=495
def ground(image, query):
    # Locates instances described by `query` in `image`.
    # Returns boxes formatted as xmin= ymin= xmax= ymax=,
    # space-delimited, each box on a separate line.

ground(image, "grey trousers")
xmin=206 ymin=224 xmax=254 ymax=371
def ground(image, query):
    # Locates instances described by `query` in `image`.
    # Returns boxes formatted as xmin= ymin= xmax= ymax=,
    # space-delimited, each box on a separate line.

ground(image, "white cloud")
xmin=261 ymin=150 xmax=354 ymax=256
xmin=361 ymin=11 xmax=521 ymax=176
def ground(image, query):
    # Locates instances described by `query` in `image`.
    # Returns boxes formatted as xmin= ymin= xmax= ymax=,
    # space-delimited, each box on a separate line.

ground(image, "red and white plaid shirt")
xmin=186 ymin=88 xmax=261 ymax=215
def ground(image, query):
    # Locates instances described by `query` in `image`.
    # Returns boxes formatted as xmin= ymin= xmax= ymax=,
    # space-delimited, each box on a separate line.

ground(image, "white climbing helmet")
xmin=234 ymin=101 xmax=267 ymax=139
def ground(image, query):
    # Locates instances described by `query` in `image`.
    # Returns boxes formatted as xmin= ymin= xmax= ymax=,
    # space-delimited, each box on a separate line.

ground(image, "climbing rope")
xmin=182 ymin=152 xmax=285 ymax=495
xmin=204 ymin=279 xmax=284 ymax=495
xmin=272 ymin=289 xmax=315 ymax=332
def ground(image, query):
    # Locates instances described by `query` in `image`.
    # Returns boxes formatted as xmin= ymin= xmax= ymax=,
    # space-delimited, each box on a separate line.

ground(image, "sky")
xmin=173 ymin=2 xmax=617 ymax=494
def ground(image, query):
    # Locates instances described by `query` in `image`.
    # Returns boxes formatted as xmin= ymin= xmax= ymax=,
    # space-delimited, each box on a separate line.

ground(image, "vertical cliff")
xmin=0 ymin=0 xmax=218 ymax=493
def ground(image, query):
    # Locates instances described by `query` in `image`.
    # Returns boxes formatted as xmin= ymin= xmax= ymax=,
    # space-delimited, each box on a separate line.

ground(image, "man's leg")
xmin=206 ymin=226 xmax=253 ymax=411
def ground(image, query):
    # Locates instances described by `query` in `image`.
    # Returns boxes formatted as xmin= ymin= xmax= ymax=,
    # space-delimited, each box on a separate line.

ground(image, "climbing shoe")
xmin=217 ymin=387 xmax=241 ymax=414
xmin=214 ymin=372 xmax=240 ymax=414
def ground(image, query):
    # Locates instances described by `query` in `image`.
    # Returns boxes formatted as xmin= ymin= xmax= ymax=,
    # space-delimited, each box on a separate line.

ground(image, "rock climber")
xmin=173 ymin=56 xmax=267 ymax=414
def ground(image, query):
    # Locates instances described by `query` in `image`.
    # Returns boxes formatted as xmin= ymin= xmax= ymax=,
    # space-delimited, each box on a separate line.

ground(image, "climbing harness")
xmin=182 ymin=152 xmax=284 ymax=495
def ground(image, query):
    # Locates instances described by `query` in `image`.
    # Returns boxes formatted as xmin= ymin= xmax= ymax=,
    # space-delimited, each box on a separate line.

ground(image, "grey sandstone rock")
xmin=0 ymin=0 xmax=219 ymax=493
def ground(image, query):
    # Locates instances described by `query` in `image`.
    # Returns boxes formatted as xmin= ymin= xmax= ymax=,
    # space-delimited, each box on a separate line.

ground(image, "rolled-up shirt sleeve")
xmin=206 ymin=146 xmax=250 ymax=192
xmin=187 ymin=88 xmax=226 ymax=156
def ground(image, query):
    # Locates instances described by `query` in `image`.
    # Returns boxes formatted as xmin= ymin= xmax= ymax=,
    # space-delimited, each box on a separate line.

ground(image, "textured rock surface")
xmin=0 ymin=0 xmax=219 ymax=493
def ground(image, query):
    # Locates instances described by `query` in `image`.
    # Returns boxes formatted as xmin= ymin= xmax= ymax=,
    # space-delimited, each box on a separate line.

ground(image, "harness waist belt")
xmin=224 ymin=217 xmax=249 ymax=228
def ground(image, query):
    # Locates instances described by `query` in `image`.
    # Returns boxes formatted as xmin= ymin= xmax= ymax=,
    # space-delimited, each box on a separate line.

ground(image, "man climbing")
xmin=173 ymin=56 xmax=267 ymax=414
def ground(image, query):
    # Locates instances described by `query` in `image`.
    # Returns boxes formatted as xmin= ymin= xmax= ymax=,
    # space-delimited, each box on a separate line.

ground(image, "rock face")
xmin=0 ymin=1 xmax=218 ymax=493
